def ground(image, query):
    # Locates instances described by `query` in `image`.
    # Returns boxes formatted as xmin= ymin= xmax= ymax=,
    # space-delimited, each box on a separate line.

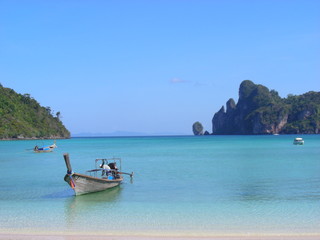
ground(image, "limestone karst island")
xmin=0 ymin=83 xmax=70 ymax=140
xmin=193 ymin=80 xmax=320 ymax=135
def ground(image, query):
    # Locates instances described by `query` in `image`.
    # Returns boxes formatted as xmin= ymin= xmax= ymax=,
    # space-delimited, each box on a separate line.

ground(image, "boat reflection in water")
xmin=64 ymin=187 xmax=123 ymax=230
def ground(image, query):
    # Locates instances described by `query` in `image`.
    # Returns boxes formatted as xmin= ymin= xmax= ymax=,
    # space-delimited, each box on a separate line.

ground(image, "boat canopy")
xmin=94 ymin=158 xmax=122 ymax=172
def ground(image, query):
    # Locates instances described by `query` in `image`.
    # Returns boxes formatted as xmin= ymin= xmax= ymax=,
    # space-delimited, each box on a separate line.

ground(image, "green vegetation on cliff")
xmin=208 ymin=80 xmax=319 ymax=135
xmin=283 ymin=91 xmax=320 ymax=134
xmin=0 ymin=83 xmax=70 ymax=139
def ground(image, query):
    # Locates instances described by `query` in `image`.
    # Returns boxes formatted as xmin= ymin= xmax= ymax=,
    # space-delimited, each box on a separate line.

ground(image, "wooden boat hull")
xmin=64 ymin=173 xmax=123 ymax=195
xmin=34 ymin=143 xmax=56 ymax=153
xmin=34 ymin=148 xmax=53 ymax=153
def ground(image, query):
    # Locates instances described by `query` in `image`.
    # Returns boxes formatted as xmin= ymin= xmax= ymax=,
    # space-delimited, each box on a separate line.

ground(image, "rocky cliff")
xmin=211 ymin=80 xmax=319 ymax=135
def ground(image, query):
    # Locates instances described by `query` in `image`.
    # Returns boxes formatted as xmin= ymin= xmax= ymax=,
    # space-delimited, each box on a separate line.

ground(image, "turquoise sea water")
xmin=0 ymin=135 xmax=319 ymax=236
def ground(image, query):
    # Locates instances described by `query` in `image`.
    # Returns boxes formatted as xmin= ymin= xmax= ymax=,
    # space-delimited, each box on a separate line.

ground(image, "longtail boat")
xmin=63 ymin=153 xmax=133 ymax=196
xmin=293 ymin=137 xmax=304 ymax=145
xmin=34 ymin=141 xmax=57 ymax=153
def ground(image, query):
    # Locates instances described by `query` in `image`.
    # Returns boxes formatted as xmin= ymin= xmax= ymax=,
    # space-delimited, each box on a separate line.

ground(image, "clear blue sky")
xmin=1 ymin=0 xmax=319 ymax=136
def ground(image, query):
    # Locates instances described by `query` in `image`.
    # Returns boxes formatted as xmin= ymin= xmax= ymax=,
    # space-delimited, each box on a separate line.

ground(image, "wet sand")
xmin=0 ymin=232 xmax=319 ymax=240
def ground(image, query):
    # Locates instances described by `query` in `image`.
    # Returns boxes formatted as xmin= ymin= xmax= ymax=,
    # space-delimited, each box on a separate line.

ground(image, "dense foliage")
xmin=210 ymin=80 xmax=320 ymax=135
xmin=282 ymin=91 xmax=320 ymax=134
xmin=0 ymin=83 xmax=70 ymax=139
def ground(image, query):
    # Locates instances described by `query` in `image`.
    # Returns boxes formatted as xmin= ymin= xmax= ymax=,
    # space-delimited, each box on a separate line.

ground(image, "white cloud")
xmin=170 ymin=78 xmax=188 ymax=83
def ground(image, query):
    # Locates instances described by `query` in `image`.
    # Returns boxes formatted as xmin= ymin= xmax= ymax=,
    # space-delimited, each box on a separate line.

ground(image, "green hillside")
xmin=0 ymin=83 xmax=70 ymax=139
xmin=205 ymin=80 xmax=319 ymax=135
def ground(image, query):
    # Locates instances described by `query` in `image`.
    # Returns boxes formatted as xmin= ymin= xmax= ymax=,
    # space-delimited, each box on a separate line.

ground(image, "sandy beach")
xmin=1 ymin=232 xmax=320 ymax=240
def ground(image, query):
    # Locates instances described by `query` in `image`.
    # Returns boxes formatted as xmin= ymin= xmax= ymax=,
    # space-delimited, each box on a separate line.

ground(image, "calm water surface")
xmin=0 ymin=135 xmax=319 ymax=235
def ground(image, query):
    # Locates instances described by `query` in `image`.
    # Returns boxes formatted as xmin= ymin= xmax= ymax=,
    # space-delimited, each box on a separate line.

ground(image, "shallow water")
xmin=0 ymin=135 xmax=319 ymax=235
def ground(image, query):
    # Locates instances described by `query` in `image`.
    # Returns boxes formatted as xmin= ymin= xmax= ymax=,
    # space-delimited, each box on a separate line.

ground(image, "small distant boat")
xmin=34 ymin=141 xmax=57 ymax=153
xmin=63 ymin=153 xmax=133 ymax=196
xmin=293 ymin=137 xmax=304 ymax=145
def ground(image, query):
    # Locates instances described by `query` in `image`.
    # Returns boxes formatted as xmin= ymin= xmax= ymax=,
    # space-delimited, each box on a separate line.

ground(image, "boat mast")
xmin=63 ymin=153 xmax=73 ymax=174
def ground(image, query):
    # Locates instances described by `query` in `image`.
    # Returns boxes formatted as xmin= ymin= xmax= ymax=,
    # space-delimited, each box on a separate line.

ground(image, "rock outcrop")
xmin=211 ymin=80 xmax=319 ymax=135
xmin=192 ymin=121 xmax=204 ymax=135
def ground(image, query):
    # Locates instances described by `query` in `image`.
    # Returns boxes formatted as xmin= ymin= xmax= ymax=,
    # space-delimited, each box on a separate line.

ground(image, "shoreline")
xmin=1 ymin=230 xmax=319 ymax=240
xmin=0 ymin=137 xmax=70 ymax=141
xmin=0 ymin=234 xmax=319 ymax=240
